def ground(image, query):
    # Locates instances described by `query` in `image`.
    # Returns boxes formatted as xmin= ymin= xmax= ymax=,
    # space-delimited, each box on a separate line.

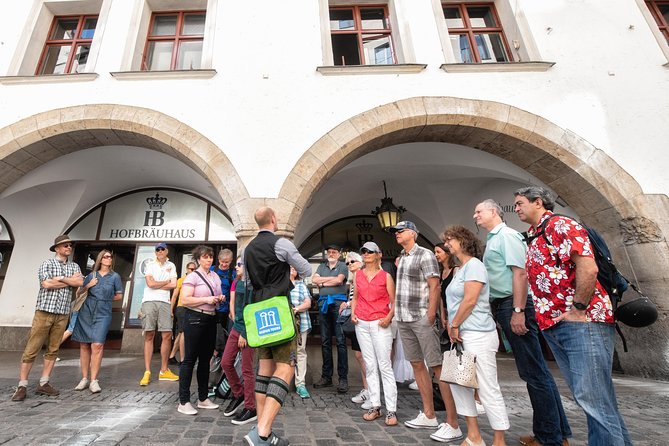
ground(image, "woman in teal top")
xmin=72 ymin=250 xmax=123 ymax=394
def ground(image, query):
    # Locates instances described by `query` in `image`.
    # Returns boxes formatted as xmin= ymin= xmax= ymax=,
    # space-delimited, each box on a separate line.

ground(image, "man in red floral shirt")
xmin=514 ymin=186 xmax=631 ymax=446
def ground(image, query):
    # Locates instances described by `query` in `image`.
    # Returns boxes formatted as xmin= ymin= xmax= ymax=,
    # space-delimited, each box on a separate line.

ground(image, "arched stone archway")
xmin=279 ymin=96 xmax=669 ymax=378
xmin=0 ymin=104 xmax=252 ymax=230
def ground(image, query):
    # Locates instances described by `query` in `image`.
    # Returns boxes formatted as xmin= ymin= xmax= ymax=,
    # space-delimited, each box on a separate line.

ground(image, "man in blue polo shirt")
xmin=474 ymin=199 xmax=571 ymax=446
xmin=311 ymin=244 xmax=349 ymax=393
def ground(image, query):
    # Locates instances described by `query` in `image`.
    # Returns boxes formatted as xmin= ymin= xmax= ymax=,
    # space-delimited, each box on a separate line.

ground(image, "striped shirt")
xmin=395 ymin=244 xmax=440 ymax=322
xmin=36 ymin=258 xmax=82 ymax=315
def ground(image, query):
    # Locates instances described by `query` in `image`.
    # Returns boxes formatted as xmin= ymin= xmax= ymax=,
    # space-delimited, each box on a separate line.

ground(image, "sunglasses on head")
xmin=155 ymin=247 xmax=166 ymax=252
xmin=345 ymin=260 xmax=358 ymax=265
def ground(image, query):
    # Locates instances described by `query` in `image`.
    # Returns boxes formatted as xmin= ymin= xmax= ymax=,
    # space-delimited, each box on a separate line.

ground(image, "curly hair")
xmin=441 ymin=225 xmax=483 ymax=260
xmin=191 ymin=245 xmax=214 ymax=262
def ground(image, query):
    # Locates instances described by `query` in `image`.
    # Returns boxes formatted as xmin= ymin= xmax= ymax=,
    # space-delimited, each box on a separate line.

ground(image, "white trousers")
xmin=295 ymin=331 xmax=308 ymax=387
xmin=355 ymin=319 xmax=397 ymax=411
xmin=449 ymin=329 xmax=510 ymax=431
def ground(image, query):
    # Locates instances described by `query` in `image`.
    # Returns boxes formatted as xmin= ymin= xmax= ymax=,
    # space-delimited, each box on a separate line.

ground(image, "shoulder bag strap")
xmin=194 ymin=270 xmax=217 ymax=297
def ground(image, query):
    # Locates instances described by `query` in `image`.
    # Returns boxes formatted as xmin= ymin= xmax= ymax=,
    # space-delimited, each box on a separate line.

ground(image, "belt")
xmin=185 ymin=307 xmax=216 ymax=316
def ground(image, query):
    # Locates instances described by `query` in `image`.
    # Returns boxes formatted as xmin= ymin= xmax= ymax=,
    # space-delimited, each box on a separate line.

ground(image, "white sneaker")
xmin=74 ymin=378 xmax=89 ymax=391
xmin=404 ymin=411 xmax=439 ymax=429
xmin=197 ymin=399 xmax=220 ymax=410
xmin=408 ymin=380 xmax=419 ymax=390
xmin=89 ymin=380 xmax=101 ymax=394
xmin=476 ymin=400 xmax=486 ymax=415
xmin=361 ymin=400 xmax=373 ymax=410
xmin=177 ymin=402 xmax=198 ymax=415
xmin=351 ymin=388 xmax=370 ymax=404
xmin=430 ymin=423 xmax=464 ymax=442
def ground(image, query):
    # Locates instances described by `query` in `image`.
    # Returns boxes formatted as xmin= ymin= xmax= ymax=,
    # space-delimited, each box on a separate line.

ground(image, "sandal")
xmin=385 ymin=411 xmax=398 ymax=426
xmin=363 ymin=407 xmax=382 ymax=421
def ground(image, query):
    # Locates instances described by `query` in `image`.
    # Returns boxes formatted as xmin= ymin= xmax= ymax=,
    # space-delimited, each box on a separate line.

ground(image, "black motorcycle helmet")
xmin=615 ymin=297 xmax=658 ymax=328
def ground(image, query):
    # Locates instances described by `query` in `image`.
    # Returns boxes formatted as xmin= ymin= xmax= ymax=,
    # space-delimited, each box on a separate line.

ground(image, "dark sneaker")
xmin=231 ymin=408 xmax=258 ymax=425
xmin=244 ymin=426 xmax=260 ymax=445
xmin=267 ymin=432 xmax=290 ymax=446
xmin=313 ymin=377 xmax=332 ymax=388
xmin=337 ymin=380 xmax=348 ymax=394
xmin=36 ymin=382 xmax=59 ymax=396
xmin=223 ymin=395 xmax=244 ymax=417
xmin=11 ymin=386 xmax=26 ymax=402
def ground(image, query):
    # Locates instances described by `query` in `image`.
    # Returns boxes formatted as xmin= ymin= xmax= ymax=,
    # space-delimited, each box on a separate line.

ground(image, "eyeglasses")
xmin=102 ymin=255 xmax=112 ymax=259
xmin=237 ymin=262 xmax=242 ymax=267
xmin=61 ymin=243 xmax=73 ymax=248
xmin=345 ymin=260 xmax=358 ymax=265
xmin=360 ymin=249 xmax=377 ymax=255
xmin=394 ymin=229 xmax=407 ymax=234
xmin=155 ymin=247 xmax=166 ymax=252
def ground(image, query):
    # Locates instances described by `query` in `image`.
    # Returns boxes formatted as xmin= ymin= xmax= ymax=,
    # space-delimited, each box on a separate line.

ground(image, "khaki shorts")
xmin=397 ymin=315 xmax=442 ymax=368
xmin=22 ymin=310 xmax=69 ymax=363
xmin=140 ymin=301 xmax=173 ymax=332
xmin=257 ymin=336 xmax=297 ymax=366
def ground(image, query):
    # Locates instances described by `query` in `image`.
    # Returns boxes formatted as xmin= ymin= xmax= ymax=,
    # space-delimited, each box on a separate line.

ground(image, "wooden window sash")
xmin=442 ymin=2 xmax=513 ymax=63
xmin=646 ymin=0 xmax=669 ymax=43
xmin=330 ymin=5 xmax=395 ymax=65
xmin=143 ymin=10 xmax=205 ymax=71
xmin=36 ymin=15 xmax=97 ymax=75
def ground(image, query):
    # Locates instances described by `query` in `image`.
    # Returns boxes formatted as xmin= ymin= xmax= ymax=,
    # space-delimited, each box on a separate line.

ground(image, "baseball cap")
xmin=388 ymin=221 xmax=419 ymax=234
xmin=155 ymin=242 xmax=167 ymax=250
xmin=325 ymin=243 xmax=341 ymax=251
xmin=360 ymin=241 xmax=381 ymax=253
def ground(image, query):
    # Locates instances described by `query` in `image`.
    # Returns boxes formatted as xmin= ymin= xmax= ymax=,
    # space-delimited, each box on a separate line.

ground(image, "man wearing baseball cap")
xmin=312 ymin=243 xmax=350 ymax=393
xmin=12 ymin=234 xmax=84 ymax=401
xmin=390 ymin=221 xmax=463 ymax=442
xmin=139 ymin=242 xmax=178 ymax=386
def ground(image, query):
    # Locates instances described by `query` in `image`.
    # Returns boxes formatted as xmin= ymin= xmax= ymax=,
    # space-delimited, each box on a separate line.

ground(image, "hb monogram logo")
xmin=256 ymin=307 xmax=282 ymax=336
xmin=144 ymin=193 xmax=167 ymax=226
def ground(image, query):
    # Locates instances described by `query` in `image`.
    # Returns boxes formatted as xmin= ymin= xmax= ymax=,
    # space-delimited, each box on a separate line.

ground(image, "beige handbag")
xmin=71 ymin=273 xmax=94 ymax=312
xmin=439 ymin=342 xmax=478 ymax=389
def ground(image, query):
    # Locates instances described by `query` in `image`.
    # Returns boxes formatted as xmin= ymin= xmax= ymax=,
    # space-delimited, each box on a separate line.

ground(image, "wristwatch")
xmin=513 ymin=307 xmax=525 ymax=313
xmin=573 ymin=302 xmax=588 ymax=311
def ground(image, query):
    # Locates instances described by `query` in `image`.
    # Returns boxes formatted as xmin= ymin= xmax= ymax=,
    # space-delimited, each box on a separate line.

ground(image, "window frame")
xmin=442 ymin=2 xmax=513 ymax=64
xmin=142 ymin=10 xmax=206 ymax=71
xmin=329 ymin=4 xmax=397 ymax=66
xmin=35 ymin=14 xmax=98 ymax=75
xmin=646 ymin=0 xmax=669 ymax=44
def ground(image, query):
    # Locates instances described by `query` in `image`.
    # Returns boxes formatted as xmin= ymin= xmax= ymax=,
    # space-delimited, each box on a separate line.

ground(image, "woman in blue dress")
xmin=72 ymin=250 xmax=123 ymax=393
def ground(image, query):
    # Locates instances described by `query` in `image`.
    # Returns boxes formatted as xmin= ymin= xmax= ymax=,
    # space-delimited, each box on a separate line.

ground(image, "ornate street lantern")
xmin=371 ymin=181 xmax=406 ymax=230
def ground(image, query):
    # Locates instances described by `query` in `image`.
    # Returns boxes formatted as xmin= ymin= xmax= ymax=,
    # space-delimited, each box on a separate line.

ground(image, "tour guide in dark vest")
xmin=245 ymin=232 xmax=292 ymax=301
xmin=242 ymin=206 xmax=311 ymax=446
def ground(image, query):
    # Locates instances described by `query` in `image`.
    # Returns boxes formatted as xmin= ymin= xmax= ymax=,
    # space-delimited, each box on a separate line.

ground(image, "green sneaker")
xmin=296 ymin=384 xmax=311 ymax=399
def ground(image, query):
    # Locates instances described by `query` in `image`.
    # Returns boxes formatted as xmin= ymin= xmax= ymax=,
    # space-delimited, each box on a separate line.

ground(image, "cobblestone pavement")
xmin=0 ymin=352 xmax=666 ymax=445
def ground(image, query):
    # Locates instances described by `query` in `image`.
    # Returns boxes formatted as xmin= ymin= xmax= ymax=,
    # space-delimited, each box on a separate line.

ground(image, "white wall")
xmin=0 ymin=0 xmax=667 ymax=200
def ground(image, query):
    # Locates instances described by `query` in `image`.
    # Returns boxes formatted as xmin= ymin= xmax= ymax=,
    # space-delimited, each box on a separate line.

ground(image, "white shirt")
xmin=142 ymin=259 xmax=177 ymax=304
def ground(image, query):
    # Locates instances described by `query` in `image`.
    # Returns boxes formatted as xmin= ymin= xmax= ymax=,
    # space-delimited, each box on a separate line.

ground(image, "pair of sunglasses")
xmin=345 ymin=260 xmax=358 ymax=265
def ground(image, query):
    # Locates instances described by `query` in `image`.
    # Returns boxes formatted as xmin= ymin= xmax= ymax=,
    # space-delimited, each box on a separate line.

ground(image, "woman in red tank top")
xmin=351 ymin=241 xmax=397 ymax=426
